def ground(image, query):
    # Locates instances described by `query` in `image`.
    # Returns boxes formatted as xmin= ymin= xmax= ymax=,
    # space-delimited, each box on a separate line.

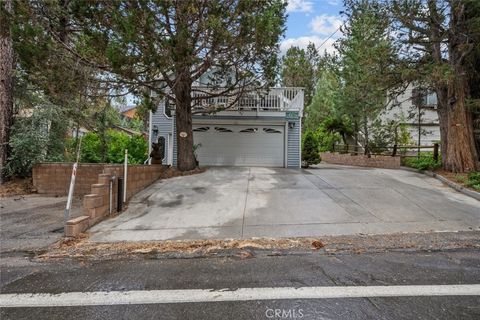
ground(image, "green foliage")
xmin=466 ymin=172 xmax=480 ymax=191
xmin=3 ymin=94 xmax=70 ymax=178
xmin=304 ymin=56 xmax=341 ymax=132
xmin=3 ymin=114 xmax=48 ymax=178
xmin=302 ymin=130 xmax=321 ymax=166
xmin=336 ymin=1 xmax=397 ymax=150
xmin=404 ymin=152 xmax=441 ymax=171
xmin=315 ymin=127 xmax=341 ymax=152
xmin=78 ymin=132 xmax=102 ymax=163
xmin=369 ymin=120 xmax=413 ymax=153
xmin=76 ymin=130 xmax=147 ymax=164
xmin=281 ymin=45 xmax=316 ymax=105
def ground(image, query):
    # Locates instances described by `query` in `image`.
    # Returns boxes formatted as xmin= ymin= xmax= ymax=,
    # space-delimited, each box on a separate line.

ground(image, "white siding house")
xmin=382 ymin=84 xmax=440 ymax=146
xmin=150 ymin=87 xmax=304 ymax=168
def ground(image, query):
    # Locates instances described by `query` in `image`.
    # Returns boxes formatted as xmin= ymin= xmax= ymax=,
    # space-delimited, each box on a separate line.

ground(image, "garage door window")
xmin=263 ymin=128 xmax=282 ymax=134
xmin=193 ymin=127 xmax=210 ymax=132
xmin=239 ymin=128 xmax=258 ymax=133
xmin=215 ymin=127 xmax=233 ymax=133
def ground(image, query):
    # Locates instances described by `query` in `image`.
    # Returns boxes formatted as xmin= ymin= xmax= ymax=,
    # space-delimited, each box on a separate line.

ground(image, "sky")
xmin=281 ymin=0 xmax=345 ymax=55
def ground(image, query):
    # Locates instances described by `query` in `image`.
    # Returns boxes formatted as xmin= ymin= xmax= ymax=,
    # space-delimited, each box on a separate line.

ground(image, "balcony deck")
xmin=190 ymin=87 xmax=304 ymax=113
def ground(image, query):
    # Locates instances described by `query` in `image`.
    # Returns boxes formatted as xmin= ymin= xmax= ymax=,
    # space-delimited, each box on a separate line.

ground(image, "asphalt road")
xmin=1 ymin=248 xmax=480 ymax=319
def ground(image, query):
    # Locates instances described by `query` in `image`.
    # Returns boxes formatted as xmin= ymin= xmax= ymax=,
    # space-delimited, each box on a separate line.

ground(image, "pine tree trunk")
xmin=0 ymin=0 xmax=13 ymax=181
xmin=444 ymin=70 xmax=478 ymax=172
xmin=174 ymin=77 xmax=196 ymax=171
xmin=442 ymin=1 xmax=479 ymax=173
xmin=363 ymin=114 xmax=370 ymax=157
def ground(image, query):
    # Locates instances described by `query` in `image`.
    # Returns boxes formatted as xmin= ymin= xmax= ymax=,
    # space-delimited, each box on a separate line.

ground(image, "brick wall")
xmin=320 ymin=152 xmax=401 ymax=169
xmin=33 ymin=163 xmax=164 ymax=198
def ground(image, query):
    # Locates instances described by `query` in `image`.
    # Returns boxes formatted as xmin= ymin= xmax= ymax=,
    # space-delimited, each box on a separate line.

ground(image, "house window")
xmin=239 ymin=128 xmax=258 ymax=133
xmin=215 ymin=127 xmax=233 ymax=133
xmin=422 ymin=92 xmax=438 ymax=108
xmin=193 ymin=127 xmax=210 ymax=132
xmin=165 ymin=99 xmax=174 ymax=118
xmin=263 ymin=128 xmax=282 ymax=134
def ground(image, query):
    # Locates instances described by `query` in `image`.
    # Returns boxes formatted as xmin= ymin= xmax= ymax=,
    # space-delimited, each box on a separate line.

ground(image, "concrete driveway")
xmin=89 ymin=164 xmax=480 ymax=242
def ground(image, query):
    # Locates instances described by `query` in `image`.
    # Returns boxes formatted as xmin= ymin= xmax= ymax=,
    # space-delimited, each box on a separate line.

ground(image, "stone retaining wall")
xmin=320 ymin=152 xmax=401 ymax=169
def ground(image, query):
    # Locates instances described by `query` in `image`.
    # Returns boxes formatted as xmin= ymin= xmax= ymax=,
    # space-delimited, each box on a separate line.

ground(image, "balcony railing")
xmin=190 ymin=87 xmax=304 ymax=113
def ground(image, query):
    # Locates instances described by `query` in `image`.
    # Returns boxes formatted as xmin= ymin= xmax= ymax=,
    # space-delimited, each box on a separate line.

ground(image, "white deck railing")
xmin=190 ymin=87 xmax=304 ymax=113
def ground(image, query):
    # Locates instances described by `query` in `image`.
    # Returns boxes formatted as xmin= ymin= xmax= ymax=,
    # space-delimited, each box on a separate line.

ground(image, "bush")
xmin=466 ymin=172 xmax=480 ymax=191
xmin=3 ymin=117 xmax=49 ymax=178
xmin=315 ymin=127 xmax=341 ymax=152
xmin=302 ymin=130 xmax=321 ymax=167
xmin=73 ymin=130 xmax=148 ymax=164
xmin=77 ymin=132 xmax=102 ymax=163
xmin=404 ymin=152 xmax=441 ymax=170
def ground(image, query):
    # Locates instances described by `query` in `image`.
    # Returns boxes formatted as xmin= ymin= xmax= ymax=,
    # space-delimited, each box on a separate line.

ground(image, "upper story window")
xmin=422 ymin=92 xmax=437 ymax=108
xmin=165 ymin=99 xmax=174 ymax=118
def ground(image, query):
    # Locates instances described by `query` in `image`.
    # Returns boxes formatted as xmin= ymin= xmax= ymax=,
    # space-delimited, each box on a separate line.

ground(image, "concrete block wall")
xmin=320 ymin=152 xmax=401 ymax=169
xmin=33 ymin=163 xmax=109 ymax=196
xmin=64 ymin=164 xmax=164 ymax=237
xmin=33 ymin=163 xmax=164 ymax=197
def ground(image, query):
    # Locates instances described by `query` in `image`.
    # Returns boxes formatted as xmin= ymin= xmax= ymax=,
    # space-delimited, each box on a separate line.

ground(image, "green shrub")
xmin=78 ymin=132 xmax=102 ymax=163
xmin=315 ymin=127 xmax=341 ymax=152
xmin=3 ymin=117 xmax=49 ymax=178
xmin=126 ymin=134 xmax=148 ymax=164
xmin=302 ymin=130 xmax=321 ymax=166
xmin=404 ymin=152 xmax=441 ymax=171
xmin=4 ymin=104 xmax=71 ymax=178
xmin=466 ymin=172 xmax=480 ymax=191
xmin=75 ymin=130 xmax=147 ymax=164
xmin=105 ymin=129 xmax=131 ymax=163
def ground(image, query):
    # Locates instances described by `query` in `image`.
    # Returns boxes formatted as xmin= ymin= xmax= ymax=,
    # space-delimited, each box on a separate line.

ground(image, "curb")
xmin=400 ymin=166 xmax=480 ymax=201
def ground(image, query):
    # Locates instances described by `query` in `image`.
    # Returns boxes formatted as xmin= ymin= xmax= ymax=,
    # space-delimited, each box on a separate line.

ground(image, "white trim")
xmin=148 ymin=111 xmax=152 ymax=165
xmin=298 ymin=117 xmax=302 ymax=168
xmin=2 ymin=284 xmax=479 ymax=307
xmin=193 ymin=119 xmax=286 ymax=126
xmin=167 ymin=133 xmax=173 ymax=165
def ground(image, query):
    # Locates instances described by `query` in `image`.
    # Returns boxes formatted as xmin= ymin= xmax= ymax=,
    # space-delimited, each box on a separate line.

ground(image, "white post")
xmin=64 ymin=136 xmax=82 ymax=229
xmin=124 ymin=149 xmax=128 ymax=203
xmin=148 ymin=110 xmax=152 ymax=165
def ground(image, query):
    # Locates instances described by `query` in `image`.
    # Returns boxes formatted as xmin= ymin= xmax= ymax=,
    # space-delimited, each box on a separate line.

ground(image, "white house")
xmin=382 ymin=83 xmax=440 ymax=146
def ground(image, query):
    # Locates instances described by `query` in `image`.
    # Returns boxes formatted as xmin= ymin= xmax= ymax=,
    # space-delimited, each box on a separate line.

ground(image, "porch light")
xmin=152 ymin=125 xmax=159 ymax=136
xmin=288 ymin=122 xmax=295 ymax=129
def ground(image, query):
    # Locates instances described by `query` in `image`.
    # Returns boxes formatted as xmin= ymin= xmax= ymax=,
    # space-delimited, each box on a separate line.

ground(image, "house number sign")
xmin=286 ymin=111 xmax=299 ymax=120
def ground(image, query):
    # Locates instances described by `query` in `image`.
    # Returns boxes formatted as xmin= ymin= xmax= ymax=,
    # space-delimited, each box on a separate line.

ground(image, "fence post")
xmin=124 ymin=149 xmax=128 ymax=203
xmin=433 ymin=143 xmax=439 ymax=162
xmin=392 ymin=144 xmax=397 ymax=157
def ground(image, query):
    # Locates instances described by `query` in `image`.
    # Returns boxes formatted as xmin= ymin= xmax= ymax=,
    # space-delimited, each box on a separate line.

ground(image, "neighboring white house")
xmin=382 ymin=83 xmax=440 ymax=146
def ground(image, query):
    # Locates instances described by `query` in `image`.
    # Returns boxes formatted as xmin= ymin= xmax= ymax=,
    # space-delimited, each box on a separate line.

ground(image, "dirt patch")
xmin=160 ymin=166 xmax=206 ymax=180
xmin=0 ymin=178 xmax=35 ymax=197
xmin=36 ymin=231 xmax=480 ymax=261
xmin=433 ymin=169 xmax=479 ymax=192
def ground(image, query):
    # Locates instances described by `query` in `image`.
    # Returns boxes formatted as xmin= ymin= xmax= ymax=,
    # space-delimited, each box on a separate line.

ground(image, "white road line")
xmin=1 ymin=285 xmax=479 ymax=308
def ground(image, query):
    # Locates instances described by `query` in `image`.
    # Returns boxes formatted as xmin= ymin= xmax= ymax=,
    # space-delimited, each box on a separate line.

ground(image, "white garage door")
xmin=193 ymin=124 xmax=285 ymax=167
